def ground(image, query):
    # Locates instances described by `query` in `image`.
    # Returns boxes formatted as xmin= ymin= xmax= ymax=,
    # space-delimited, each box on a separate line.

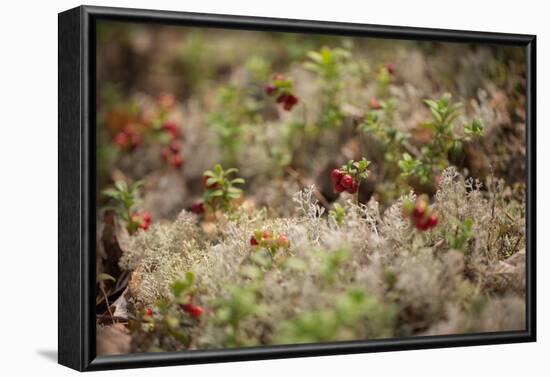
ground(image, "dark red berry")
xmin=171 ymin=154 xmax=184 ymax=168
xmin=114 ymin=132 xmax=128 ymax=148
xmin=189 ymin=305 xmax=203 ymax=318
xmin=427 ymin=213 xmax=439 ymax=228
xmin=334 ymin=183 xmax=345 ymax=193
xmin=412 ymin=200 xmax=427 ymax=219
xmin=142 ymin=212 xmax=152 ymax=224
xmin=161 ymin=147 xmax=172 ymax=160
xmin=340 ymin=175 xmax=354 ymax=189
xmin=346 ymin=181 xmax=359 ymax=194
xmin=162 ymin=122 xmax=180 ymax=139
xmin=331 ymin=169 xmax=343 ymax=183
xmin=250 ymin=236 xmax=259 ymax=246
xmin=283 ymin=94 xmax=299 ymax=111
xmin=276 ymin=94 xmax=288 ymax=104
xmin=191 ymin=202 xmax=205 ymax=214
xmin=170 ymin=141 xmax=181 ymax=153
xmin=265 ymin=84 xmax=277 ymax=96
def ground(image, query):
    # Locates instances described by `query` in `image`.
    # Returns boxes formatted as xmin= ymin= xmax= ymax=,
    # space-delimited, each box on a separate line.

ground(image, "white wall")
xmin=0 ymin=0 xmax=546 ymax=375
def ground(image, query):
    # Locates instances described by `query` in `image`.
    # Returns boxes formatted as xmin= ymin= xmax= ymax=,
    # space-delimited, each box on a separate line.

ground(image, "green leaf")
xmin=231 ymin=178 xmax=245 ymax=185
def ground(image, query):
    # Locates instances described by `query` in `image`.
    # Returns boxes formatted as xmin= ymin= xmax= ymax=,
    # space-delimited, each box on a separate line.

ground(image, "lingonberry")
xmin=331 ymin=169 xmax=343 ymax=183
xmin=347 ymin=181 xmax=359 ymax=194
xmin=265 ymin=84 xmax=277 ymax=96
xmin=170 ymin=140 xmax=181 ymax=153
xmin=171 ymin=154 xmax=184 ymax=168
xmin=189 ymin=305 xmax=204 ymax=318
xmin=162 ymin=121 xmax=181 ymax=140
xmin=369 ymin=97 xmax=382 ymax=110
xmin=340 ymin=175 xmax=354 ymax=189
xmin=250 ymin=236 xmax=259 ymax=246
xmin=114 ymin=132 xmax=129 ymax=148
xmin=334 ymin=183 xmax=345 ymax=193
xmin=145 ymin=308 xmax=153 ymax=317
xmin=278 ymin=234 xmax=290 ymax=248
xmin=282 ymin=94 xmax=299 ymax=111
xmin=191 ymin=202 xmax=205 ymax=215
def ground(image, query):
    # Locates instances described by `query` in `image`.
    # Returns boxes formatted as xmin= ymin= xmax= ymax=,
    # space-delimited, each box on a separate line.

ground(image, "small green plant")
xmin=320 ymin=248 xmax=349 ymax=284
xmin=102 ymin=180 xmax=151 ymax=234
xmin=213 ymin=285 xmax=266 ymax=347
xmin=329 ymin=203 xmax=347 ymax=226
xmin=202 ymin=164 xmax=245 ymax=213
xmin=304 ymin=46 xmax=351 ymax=129
xmin=208 ymin=86 xmax=259 ymax=165
xmin=446 ymin=218 xmax=474 ymax=250
xmin=398 ymin=94 xmax=485 ymax=185
xmin=276 ymin=288 xmax=395 ymax=344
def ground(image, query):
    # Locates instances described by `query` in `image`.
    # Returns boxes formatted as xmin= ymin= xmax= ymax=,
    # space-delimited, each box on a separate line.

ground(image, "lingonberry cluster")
xmin=113 ymin=124 xmax=141 ymax=151
xmin=265 ymin=73 xmax=299 ymax=111
xmin=179 ymin=294 xmax=204 ymax=319
xmin=161 ymin=140 xmax=184 ymax=168
xmin=250 ymin=230 xmax=290 ymax=252
xmin=402 ymin=195 xmax=439 ymax=231
xmin=331 ymin=158 xmax=370 ymax=195
xmin=131 ymin=211 xmax=152 ymax=231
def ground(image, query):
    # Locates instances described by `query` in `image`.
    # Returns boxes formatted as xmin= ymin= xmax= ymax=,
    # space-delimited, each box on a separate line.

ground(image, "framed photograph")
xmin=58 ymin=5 xmax=536 ymax=371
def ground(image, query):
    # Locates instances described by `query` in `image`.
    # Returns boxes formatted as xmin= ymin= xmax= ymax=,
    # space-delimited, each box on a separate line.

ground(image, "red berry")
xmin=171 ymin=154 xmax=184 ymax=168
xmin=265 ymin=84 xmax=277 ymax=96
xmin=262 ymin=230 xmax=273 ymax=240
xmin=192 ymin=202 xmax=205 ymax=214
xmin=180 ymin=303 xmax=193 ymax=312
xmin=250 ymin=236 xmax=259 ymax=246
xmin=340 ymin=175 xmax=354 ymax=189
xmin=162 ymin=122 xmax=180 ymax=139
xmin=330 ymin=169 xmax=343 ymax=183
xmin=346 ymin=181 xmax=359 ymax=194
xmin=369 ymin=97 xmax=382 ymax=110
xmin=334 ymin=183 xmax=345 ymax=193
xmin=283 ymin=94 xmax=299 ymax=111
xmin=278 ymin=234 xmax=290 ymax=248
xmin=161 ymin=147 xmax=172 ymax=160
xmin=142 ymin=212 xmax=152 ymax=224
xmin=114 ymin=132 xmax=129 ymax=148
xmin=170 ymin=141 xmax=181 ymax=153
xmin=276 ymin=94 xmax=288 ymax=104
xmin=412 ymin=199 xmax=427 ymax=219
xmin=414 ymin=217 xmax=431 ymax=231
xmin=145 ymin=308 xmax=153 ymax=317
xmin=189 ymin=305 xmax=203 ymax=318
xmin=427 ymin=213 xmax=439 ymax=228
xmin=386 ymin=63 xmax=396 ymax=74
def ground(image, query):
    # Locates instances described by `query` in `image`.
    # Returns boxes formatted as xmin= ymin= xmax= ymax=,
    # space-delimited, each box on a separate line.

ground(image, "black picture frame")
xmin=58 ymin=5 xmax=536 ymax=372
